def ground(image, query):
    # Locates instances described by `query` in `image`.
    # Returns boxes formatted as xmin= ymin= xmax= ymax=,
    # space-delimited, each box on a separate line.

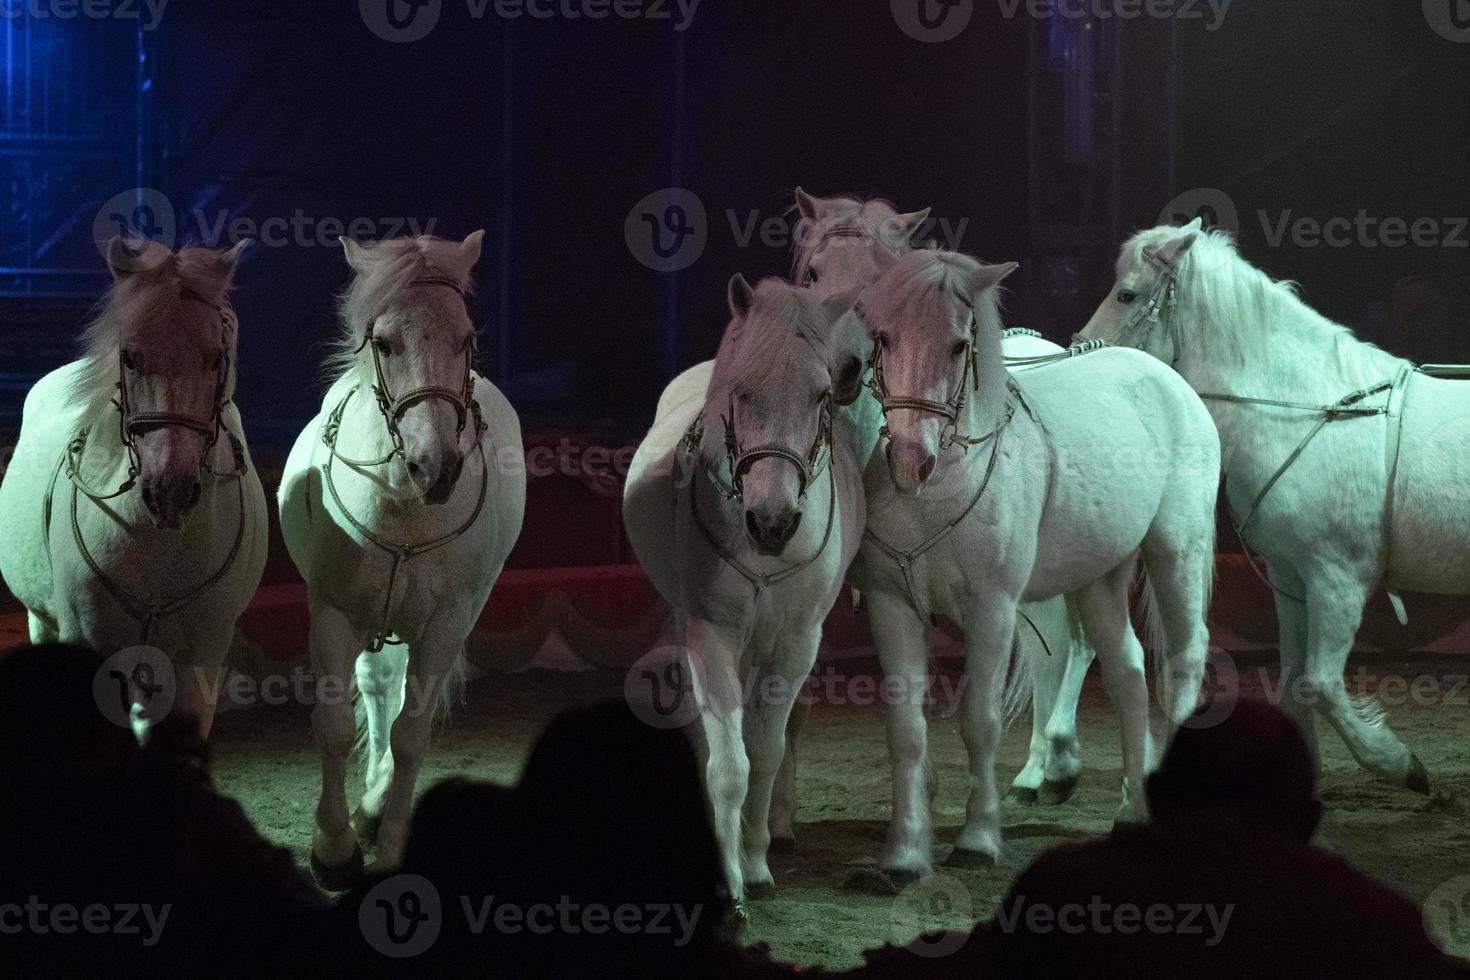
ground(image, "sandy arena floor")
xmin=210 ymin=653 xmax=1470 ymax=971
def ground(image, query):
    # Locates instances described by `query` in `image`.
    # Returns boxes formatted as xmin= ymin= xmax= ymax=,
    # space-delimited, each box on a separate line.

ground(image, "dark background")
xmin=1 ymin=0 xmax=1466 ymax=447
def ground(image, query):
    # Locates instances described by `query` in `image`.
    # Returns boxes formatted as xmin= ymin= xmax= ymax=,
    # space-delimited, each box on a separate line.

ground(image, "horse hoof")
xmin=1038 ymin=775 xmax=1080 ymax=805
xmin=352 ymin=809 xmax=383 ymax=846
xmin=842 ymin=868 xmax=907 ymax=895
xmin=1006 ymin=786 xmax=1040 ymax=805
xmin=1406 ymin=754 xmax=1432 ymax=795
xmin=769 ymin=835 xmax=797 ymax=854
xmin=311 ymin=843 xmax=365 ymax=892
xmin=944 ymin=847 xmax=996 ymax=870
xmin=745 ymin=881 xmax=776 ymax=901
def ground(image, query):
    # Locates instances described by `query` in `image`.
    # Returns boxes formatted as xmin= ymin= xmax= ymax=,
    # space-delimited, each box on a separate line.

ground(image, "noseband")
xmin=350 ymin=276 xmax=485 ymax=461
xmin=862 ymin=300 xmax=992 ymax=452
xmin=719 ymin=392 xmax=833 ymax=500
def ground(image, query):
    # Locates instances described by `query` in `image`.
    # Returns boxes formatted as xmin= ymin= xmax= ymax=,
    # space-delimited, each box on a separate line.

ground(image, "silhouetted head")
xmin=337 ymin=232 xmax=485 ymax=505
xmin=1147 ymin=698 xmax=1322 ymax=842
xmin=81 ymin=238 xmax=249 ymax=530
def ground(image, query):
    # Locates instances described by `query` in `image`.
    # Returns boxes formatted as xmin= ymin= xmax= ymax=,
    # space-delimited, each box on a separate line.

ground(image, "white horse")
xmin=792 ymin=190 xmax=1094 ymax=804
xmin=624 ymin=275 xmax=867 ymax=901
xmin=0 ymin=238 xmax=266 ymax=735
xmin=278 ymin=232 xmax=525 ymax=885
xmin=1082 ymin=219 xmax=1464 ymax=792
xmin=860 ymin=248 xmax=1219 ymax=878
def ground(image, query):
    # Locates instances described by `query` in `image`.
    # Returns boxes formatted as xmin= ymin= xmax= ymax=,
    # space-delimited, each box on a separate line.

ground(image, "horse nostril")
xmin=141 ymin=486 xmax=156 ymax=513
xmin=407 ymin=460 xmax=427 ymax=485
xmin=188 ymin=482 xmax=202 ymax=509
xmin=918 ymin=455 xmax=937 ymax=483
xmin=745 ymin=510 xmax=761 ymax=541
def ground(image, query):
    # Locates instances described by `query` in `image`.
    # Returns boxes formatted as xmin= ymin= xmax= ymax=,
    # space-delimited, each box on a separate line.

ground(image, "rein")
xmin=50 ymin=288 xmax=251 ymax=647
xmin=319 ymin=275 xmax=491 ymax=653
xmin=863 ymin=379 xmax=1029 ymax=620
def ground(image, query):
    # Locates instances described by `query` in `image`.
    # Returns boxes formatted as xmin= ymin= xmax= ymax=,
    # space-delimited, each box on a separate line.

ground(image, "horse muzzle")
xmin=409 ymin=451 xmax=465 ymax=505
xmin=886 ymin=436 xmax=937 ymax=494
xmin=744 ymin=506 xmax=803 ymax=557
xmin=141 ymin=473 xmax=203 ymax=530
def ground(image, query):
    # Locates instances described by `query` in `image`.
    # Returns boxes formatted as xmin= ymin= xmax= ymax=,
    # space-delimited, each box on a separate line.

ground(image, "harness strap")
xmin=1203 ymin=379 xmax=1396 ymax=605
xmin=320 ymin=385 xmax=492 ymax=652
xmin=863 ymin=395 xmax=1017 ymax=620
xmin=684 ymin=452 xmax=838 ymax=603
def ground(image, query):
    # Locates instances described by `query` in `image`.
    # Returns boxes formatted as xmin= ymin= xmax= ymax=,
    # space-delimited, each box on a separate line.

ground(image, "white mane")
xmin=1127 ymin=226 xmax=1408 ymax=397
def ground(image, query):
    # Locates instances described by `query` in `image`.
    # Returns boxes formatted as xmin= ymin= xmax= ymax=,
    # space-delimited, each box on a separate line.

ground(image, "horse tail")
xmin=1001 ymin=605 xmax=1040 ymax=732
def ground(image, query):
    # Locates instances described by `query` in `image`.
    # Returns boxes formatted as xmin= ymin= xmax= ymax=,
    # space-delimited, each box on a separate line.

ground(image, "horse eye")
xmin=372 ymin=337 xmax=391 ymax=356
xmin=876 ymin=332 xmax=890 ymax=350
xmin=951 ymin=341 xmax=967 ymax=359
xmin=807 ymin=269 xmax=819 ymax=285
xmin=121 ymin=351 xmax=137 ymax=371
xmin=1117 ymin=289 xmax=1139 ymax=304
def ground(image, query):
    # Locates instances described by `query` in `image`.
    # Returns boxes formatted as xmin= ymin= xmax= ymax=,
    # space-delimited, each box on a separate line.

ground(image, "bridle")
xmin=861 ymin=298 xmax=1001 ymax=453
xmin=47 ymin=285 xmax=250 ymax=647
xmin=799 ymin=222 xmax=901 ymax=288
xmin=719 ymin=391 xmax=833 ymax=501
xmin=67 ymin=287 xmax=244 ymax=500
xmin=1116 ymin=245 xmax=1183 ymax=366
xmin=319 ymin=274 xmax=491 ymax=653
xmin=337 ymin=276 xmax=485 ymax=466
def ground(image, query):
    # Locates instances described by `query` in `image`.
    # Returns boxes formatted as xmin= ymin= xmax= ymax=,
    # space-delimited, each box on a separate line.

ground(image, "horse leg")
xmin=1040 ymin=600 xmax=1095 ymax=804
xmin=1141 ymin=530 xmax=1213 ymax=734
xmin=949 ymin=596 xmax=1020 ymax=867
xmin=374 ymin=629 xmax=464 ymax=868
xmin=769 ymin=687 xmax=810 ymax=850
xmin=1073 ymin=563 xmax=1153 ymax=824
xmin=173 ymin=646 xmax=229 ymax=739
xmin=1008 ymin=600 xmax=1063 ymax=804
xmin=869 ymin=590 xmax=936 ymax=880
xmin=1302 ymin=569 xmax=1428 ymax=792
xmin=353 ymin=643 xmax=409 ymax=845
xmin=309 ymin=602 xmax=365 ymax=888
xmin=1269 ymin=565 xmax=1319 ymax=763
xmin=741 ymin=624 xmax=819 ymax=899
xmin=26 ymin=610 xmax=58 ymax=645
xmin=686 ymin=617 xmax=750 ymax=901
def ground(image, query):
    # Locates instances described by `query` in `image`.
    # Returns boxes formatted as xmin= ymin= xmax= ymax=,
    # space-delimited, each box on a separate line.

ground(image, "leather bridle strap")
xmin=865 ymin=303 xmax=990 ymax=451
xmin=319 ymin=384 xmax=492 ymax=653
xmin=721 ymin=395 xmax=833 ymax=501
xmin=1119 ymin=247 xmax=1183 ymax=366
xmin=1200 ymin=379 xmax=1395 ymax=604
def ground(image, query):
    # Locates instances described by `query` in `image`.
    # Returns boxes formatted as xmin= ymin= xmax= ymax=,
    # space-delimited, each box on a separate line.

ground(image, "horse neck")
xmin=1178 ymin=279 xmax=1407 ymax=403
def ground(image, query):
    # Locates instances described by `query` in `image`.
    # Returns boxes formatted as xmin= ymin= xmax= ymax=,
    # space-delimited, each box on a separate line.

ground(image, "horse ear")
xmin=967 ymin=261 xmax=1019 ymax=298
xmin=897 ymin=207 xmax=931 ymax=236
xmin=459 ymin=229 xmax=486 ymax=267
xmin=339 ymin=236 xmax=373 ymax=274
xmin=1159 ymin=225 xmax=1201 ymax=266
xmin=795 ymin=187 xmax=822 ymax=222
xmin=219 ymin=238 xmax=251 ymax=273
xmin=728 ymin=273 xmax=755 ymax=319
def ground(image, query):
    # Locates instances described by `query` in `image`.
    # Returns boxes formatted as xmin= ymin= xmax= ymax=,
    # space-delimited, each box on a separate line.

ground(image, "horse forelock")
xmin=70 ymin=244 xmax=242 ymax=408
xmin=327 ymin=235 xmax=479 ymax=383
xmin=866 ymin=250 xmax=1004 ymax=346
xmin=790 ymin=194 xmax=905 ymax=283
